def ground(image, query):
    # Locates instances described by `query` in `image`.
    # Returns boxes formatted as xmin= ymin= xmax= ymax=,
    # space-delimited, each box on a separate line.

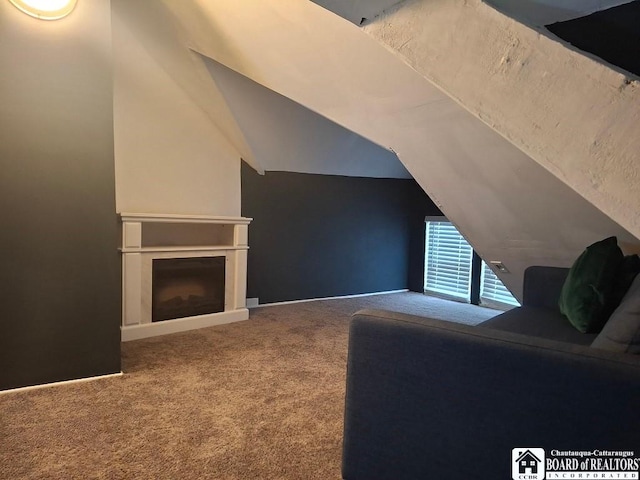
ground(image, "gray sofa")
xmin=342 ymin=266 xmax=640 ymax=480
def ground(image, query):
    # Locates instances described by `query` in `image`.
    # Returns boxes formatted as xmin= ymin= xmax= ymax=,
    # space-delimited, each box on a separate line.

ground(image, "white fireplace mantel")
xmin=120 ymin=212 xmax=252 ymax=225
xmin=119 ymin=213 xmax=252 ymax=341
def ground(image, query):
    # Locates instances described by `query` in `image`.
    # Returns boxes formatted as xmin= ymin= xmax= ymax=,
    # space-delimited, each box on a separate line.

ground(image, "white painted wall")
xmin=160 ymin=0 xmax=637 ymax=298
xmin=112 ymin=0 xmax=245 ymax=217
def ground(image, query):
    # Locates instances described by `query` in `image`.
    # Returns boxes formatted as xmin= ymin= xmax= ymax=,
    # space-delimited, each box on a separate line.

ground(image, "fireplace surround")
xmin=119 ymin=213 xmax=252 ymax=341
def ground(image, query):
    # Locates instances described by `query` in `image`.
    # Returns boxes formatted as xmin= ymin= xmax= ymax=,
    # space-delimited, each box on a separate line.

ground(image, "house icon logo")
xmin=512 ymin=448 xmax=545 ymax=480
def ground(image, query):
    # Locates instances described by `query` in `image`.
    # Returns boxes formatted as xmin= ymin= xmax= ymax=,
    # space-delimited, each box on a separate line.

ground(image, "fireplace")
xmin=119 ymin=213 xmax=251 ymax=341
xmin=152 ymin=257 xmax=225 ymax=322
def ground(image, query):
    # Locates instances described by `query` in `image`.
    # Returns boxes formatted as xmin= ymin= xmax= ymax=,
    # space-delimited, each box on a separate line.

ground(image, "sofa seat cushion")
xmin=480 ymin=307 xmax=597 ymax=346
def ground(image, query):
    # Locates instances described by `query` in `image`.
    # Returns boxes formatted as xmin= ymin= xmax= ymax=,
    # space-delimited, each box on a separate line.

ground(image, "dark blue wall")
xmin=0 ymin=146 xmax=121 ymax=391
xmin=0 ymin=18 xmax=121 ymax=389
xmin=241 ymin=164 xmax=441 ymax=304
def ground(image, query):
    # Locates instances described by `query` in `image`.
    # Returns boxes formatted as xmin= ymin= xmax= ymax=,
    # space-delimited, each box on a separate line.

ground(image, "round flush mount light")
xmin=8 ymin=0 xmax=78 ymax=20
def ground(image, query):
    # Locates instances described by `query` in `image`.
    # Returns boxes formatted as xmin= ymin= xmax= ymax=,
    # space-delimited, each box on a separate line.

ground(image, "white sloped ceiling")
xmin=115 ymin=0 xmax=639 ymax=298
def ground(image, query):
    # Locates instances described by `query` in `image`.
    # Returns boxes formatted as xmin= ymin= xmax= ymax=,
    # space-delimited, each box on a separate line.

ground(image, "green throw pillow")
xmin=559 ymin=236 xmax=624 ymax=333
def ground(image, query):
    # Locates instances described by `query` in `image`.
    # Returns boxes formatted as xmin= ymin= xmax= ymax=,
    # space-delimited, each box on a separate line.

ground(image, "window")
xmin=480 ymin=261 xmax=520 ymax=307
xmin=424 ymin=219 xmax=519 ymax=308
xmin=424 ymin=220 xmax=473 ymax=301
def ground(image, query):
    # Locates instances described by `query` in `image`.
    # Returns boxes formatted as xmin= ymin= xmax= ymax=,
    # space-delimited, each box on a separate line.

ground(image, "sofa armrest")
xmin=522 ymin=266 xmax=569 ymax=309
xmin=342 ymin=309 xmax=640 ymax=480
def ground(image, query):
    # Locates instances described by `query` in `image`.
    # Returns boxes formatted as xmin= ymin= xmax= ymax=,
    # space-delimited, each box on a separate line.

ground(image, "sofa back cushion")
xmin=610 ymin=254 xmax=640 ymax=309
xmin=558 ymin=236 xmax=623 ymax=333
xmin=521 ymin=266 xmax=568 ymax=309
xmin=591 ymin=273 xmax=640 ymax=354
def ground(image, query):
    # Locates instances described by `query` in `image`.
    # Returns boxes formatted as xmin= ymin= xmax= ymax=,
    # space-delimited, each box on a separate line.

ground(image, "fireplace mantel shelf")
xmin=119 ymin=213 xmax=252 ymax=225
xmin=120 ymin=245 xmax=249 ymax=254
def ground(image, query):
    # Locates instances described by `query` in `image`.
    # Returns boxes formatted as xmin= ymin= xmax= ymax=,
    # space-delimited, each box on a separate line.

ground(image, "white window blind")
xmin=480 ymin=261 xmax=520 ymax=307
xmin=424 ymin=221 xmax=473 ymax=301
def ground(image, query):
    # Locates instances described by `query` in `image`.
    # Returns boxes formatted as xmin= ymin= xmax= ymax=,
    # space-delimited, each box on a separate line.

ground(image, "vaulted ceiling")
xmin=311 ymin=0 xmax=633 ymax=25
xmin=309 ymin=0 xmax=402 ymax=25
xmin=111 ymin=0 xmax=640 ymax=298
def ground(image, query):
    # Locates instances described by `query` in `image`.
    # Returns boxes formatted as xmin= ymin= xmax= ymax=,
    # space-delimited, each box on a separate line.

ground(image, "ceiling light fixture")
xmin=8 ymin=0 xmax=78 ymax=20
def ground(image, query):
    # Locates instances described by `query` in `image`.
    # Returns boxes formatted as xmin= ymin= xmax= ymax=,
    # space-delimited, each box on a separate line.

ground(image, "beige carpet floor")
xmin=0 ymin=292 xmax=499 ymax=479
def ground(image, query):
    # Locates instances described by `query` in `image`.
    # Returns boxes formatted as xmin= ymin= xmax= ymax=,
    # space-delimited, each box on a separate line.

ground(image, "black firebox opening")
xmin=152 ymin=256 xmax=225 ymax=322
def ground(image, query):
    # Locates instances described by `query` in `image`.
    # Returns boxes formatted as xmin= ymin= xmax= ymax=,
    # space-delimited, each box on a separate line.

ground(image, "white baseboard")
xmin=254 ymin=289 xmax=409 ymax=308
xmin=0 ymin=372 xmax=123 ymax=396
xmin=121 ymin=308 xmax=250 ymax=341
xmin=246 ymin=298 xmax=260 ymax=308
